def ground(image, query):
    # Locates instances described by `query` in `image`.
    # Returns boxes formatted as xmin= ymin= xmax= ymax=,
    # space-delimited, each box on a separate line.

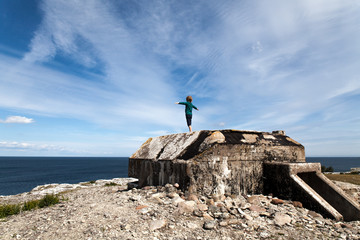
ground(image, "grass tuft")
xmin=23 ymin=199 xmax=40 ymax=211
xmin=104 ymin=182 xmax=118 ymax=186
xmin=38 ymin=194 xmax=59 ymax=208
xmin=0 ymin=194 xmax=60 ymax=218
xmin=0 ymin=204 xmax=21 ymax=218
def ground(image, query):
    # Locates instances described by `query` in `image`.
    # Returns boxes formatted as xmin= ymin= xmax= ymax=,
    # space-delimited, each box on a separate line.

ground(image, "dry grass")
xmin=325 ymin=173 xmax=360 ymax=185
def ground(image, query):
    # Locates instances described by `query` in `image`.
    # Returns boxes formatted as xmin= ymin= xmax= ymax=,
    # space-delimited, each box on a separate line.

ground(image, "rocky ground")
xmin=1 ymin=178 xmax=360 ymax=240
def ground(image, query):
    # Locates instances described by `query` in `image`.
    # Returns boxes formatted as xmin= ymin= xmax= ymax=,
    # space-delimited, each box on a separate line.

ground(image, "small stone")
xmin=136 ymin=205 xmax=149 ymax=210
xmin=172 ymin=196 xmax=185 ymax=205
xmin=271 ymin=198 xmax=284 ymax=205
xmin=228 ymin=219 xmax=240 ymax=225
xmin=151 ymin=192 xmax=166 ymax=198
xmin=274 ymin=212 xmax=292 ymax=226
xmin=187 ymin=194 xmax=199 ymax=203
xmin=292 ymin=201 xmax=303 ymax=208
xmin=136 ymin=205 xmax=151 ymax=214
xmin=241 ymin=203 xmax=252 ymax=209
xmin=197 ymin=203 xmax=208 ymax=211
xmin=219 ymin=221 xmax=228 ymax=227
xmin=152 ymin=196 xmax=164 ymax=204
xmin=229 ymin=209 xmax=238 ymax=215
xmin=217 ymin=202 xmax=225 ymax=209
xmin=237 ymin=208 xmax=253 ymax=220
xmin=212 ymin=194 xmax=224 ymax=202
xmin=341 ymin=223 xmax=353 ymax=229
xmin=120 ymin=224 xmax=131 ymax=230
xmin=167 ymin=192 xmax=179 ymax=199
xmin=193 ymin=209 xmax=203 ymax=217
xmin=259 ymin=232 xmax=270 ymax=238
xmin=186 ymin=222 xmax=199 ymax=229
xmin=221 ymin=212 xmax=231 ymax=219
xmin=208 ymin=205 xmax=220 ymax=215
xmin=173 ymin=183 xmax=179 ymax=188
xmin=334 ymin=222 xmax=342 ymax=228
xmin=308 ymin=211 xmax=322 ymax=219
xmin=149 ymin=219 xmax=167 ymax=231
xmin=177 ymin=201 xmax=196 ymax=214
xmin=129 ymin=195 xmax=141 ymax=201
xmin=199 ymin=196 xmax=207 ymax=202
xmin=249 ymin=204 xmax=266 ymax=213
xmin=203 ymin=220 xmax=217 ymax=230
xmin=213 ymin=212 xmax=223 ymax=219
xmin=259 ymin=212 xmax=271 ymax=217
xmin=203 ymin=213 xmax=214 ymax=221
xmin=207 ymin=199 xmax=215 ymax=206
xmin=247 ymin=195 xmax=261 ymax=205
xmin=165 ymin=184 xmax=177 ymax=193
xmin=340 ymin=233 xmax=347 ymax=239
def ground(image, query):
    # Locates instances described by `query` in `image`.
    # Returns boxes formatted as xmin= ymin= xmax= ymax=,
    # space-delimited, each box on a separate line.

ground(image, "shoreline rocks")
xmin=1 ymin=178 xmax=360 ymax=240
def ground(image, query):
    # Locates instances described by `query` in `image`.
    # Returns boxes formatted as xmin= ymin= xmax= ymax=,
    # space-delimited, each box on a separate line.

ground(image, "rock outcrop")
xmin=1 ymin=179 xmax=360 ymax=240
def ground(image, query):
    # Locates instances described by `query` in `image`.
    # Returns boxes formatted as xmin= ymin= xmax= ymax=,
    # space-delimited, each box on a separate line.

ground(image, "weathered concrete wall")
xmin=187 ymin=159 xmax=263 ymax=196
xmin=129 ymin=130 xmax=305 ymax=196
xmin=128 ymin=159 xmax=190 ymax=191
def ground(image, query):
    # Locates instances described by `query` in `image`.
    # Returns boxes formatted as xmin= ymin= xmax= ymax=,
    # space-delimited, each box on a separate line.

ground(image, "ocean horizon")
xmin=0 ymin=156 xmax=359 ymax=196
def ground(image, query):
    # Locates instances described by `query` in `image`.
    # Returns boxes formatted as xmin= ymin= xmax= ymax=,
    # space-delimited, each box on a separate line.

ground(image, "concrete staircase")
xmin=264 ymin=162 xmax=360 ymax=221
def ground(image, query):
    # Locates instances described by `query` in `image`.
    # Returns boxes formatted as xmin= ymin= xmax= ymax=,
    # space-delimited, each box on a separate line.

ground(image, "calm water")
xmin=1 ymin=156 xmax=359 ymax=196
xmin=306 ymin=157 xmax=360 ymax=172
xmin=0 ymin=157 xmax=129 ymax=196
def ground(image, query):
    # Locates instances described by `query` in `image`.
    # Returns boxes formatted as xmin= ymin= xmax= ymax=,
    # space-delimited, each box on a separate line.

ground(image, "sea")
xmin=0 ymin=156 xmax=359 ymax=196
xmin=0 ymin=157 xmax=129 ymax=196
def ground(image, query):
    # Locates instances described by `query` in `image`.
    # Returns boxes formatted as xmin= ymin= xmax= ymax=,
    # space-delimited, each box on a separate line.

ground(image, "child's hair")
xmin=186 ymin=96 xmax=193 ymax=102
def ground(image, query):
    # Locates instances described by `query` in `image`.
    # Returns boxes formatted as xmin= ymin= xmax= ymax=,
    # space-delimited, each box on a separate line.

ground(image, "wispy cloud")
xmin=0 ymin=116 xmax=34 ymax=124
xmin=0 ymin=0 xmax=359 ymax=155
xmin=0 ymin=141 xmax=63 ymax=152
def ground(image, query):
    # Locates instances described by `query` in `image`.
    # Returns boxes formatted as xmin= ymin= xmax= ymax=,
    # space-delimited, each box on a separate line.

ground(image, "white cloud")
xmin=1 ymin=0 xmax=360 ymax=156
xmin=0 ymin=116 xmax=34 ymax=124
xmin=0 ymin=141 xmax=59 ymax=151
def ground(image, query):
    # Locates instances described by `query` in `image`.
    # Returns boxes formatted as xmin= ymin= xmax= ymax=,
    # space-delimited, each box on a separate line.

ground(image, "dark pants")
xmin=186 ymin=114 xmax=192 ymax=126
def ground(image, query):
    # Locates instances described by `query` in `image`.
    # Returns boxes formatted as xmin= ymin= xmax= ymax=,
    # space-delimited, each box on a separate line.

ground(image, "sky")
xmin=0 ymin=0 xmax=359 ymax=157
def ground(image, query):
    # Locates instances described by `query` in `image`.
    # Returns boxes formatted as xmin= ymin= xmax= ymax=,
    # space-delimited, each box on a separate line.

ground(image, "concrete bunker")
xmin=129 ymin=129 xmax=360 ymax=221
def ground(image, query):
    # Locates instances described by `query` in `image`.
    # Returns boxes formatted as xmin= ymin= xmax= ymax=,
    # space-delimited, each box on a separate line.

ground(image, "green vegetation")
xmin=0 ymin=194 xmax=60 ymax=218
xmin=0 ymin=204 xmax=21 ymax=218
xmin=104 ymin=182 xmax=118 ymax=186
xmin=321 ymin=165 xmax=334 ymax=173
xmin=23 ymin=199 xmax=39 ymax=211
xmin=38 ymin=194 xmax=59 ymax=208
xmin=325 ymin=173 xmax=360 ymax=185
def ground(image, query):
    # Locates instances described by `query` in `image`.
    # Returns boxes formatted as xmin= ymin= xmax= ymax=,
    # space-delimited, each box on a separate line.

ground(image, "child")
xmin=176 ymin=96 xmax=199 ymax=132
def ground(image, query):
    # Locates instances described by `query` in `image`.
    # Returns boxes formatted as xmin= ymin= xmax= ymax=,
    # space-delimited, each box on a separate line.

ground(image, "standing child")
xmin=176 ymin=96 xmax=199 ymax=132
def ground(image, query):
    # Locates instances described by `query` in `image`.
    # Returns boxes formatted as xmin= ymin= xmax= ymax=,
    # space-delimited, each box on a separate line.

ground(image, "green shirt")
xmin=178 ymin=101 xmax=198 ymax=115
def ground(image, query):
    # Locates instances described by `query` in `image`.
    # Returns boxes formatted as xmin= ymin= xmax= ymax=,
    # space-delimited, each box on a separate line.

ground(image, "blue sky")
xmin=0 ymin=0 xmax=359 ymax=157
